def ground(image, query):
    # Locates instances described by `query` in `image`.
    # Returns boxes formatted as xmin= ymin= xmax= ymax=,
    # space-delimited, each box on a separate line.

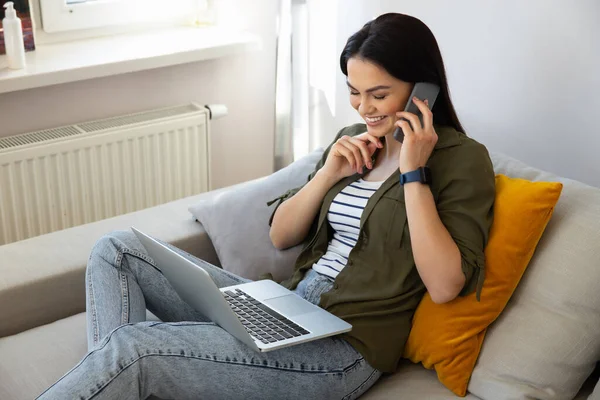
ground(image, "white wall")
xmin=0 ymin=0 xmax=278 ymax=190
xmin=310 ymin=0 xmax=600 ymax=188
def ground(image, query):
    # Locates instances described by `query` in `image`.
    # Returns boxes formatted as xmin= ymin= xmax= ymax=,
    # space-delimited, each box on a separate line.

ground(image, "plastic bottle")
xmin=2 ymin=2 xmax=27 ymax=70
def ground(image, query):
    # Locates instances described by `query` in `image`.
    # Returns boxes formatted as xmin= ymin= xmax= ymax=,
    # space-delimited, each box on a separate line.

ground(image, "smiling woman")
xmin=35 ymin=12 xmax=496 ymax=400
xmin=340 ymin=13 xmax=464 ymax=135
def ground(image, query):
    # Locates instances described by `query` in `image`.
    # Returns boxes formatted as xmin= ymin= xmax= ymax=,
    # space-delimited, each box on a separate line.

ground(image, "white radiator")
xmin=0 ymin=103 xmax=225 ymax=246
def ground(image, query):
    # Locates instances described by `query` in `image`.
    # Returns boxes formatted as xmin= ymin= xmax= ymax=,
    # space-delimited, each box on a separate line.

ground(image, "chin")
xmin=366 ymin=123 xmax=394 ymax=138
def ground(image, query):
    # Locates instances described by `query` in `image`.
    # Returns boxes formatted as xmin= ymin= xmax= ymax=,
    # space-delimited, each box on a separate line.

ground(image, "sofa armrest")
xmin=0 ymin=190 xmax=229 ymax=338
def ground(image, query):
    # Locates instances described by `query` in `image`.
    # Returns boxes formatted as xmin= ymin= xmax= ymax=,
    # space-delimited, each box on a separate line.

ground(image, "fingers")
xmin=348 ymin=137 xmax=375 ymax=168
xmin=337 ymin=137 xmax=367 ymax=173
xmin=412 ymin=96 xmax=434 ymax=131
xmin=336 ymin=135 xmax=377 ymax=174
xmin=396 ymin=96 xmax=433 ymax=133
xmin=334 ymin=138 xmax=356 ymax=167
xmin=356 ymin=132 xmax=384 ymax=149
xmin=332 ymin=142 xmax=357 ymax=171
xmin=366 ymin=141 xmax=378 ymax=155
xmin=395 ymin=117 xmax=415 ymax=140
xmin=335 ymin=136 xmax=361 ymax=172
xmin=396 ymin=111 xmax=421 ymax=132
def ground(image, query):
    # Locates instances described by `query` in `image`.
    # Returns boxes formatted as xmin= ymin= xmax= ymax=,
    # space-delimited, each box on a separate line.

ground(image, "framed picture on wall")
xmin=0 ymin=0 xmax=36 ymax=55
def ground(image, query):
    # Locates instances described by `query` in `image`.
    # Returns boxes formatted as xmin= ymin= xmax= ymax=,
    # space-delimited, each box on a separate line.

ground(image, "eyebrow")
xmin=346 ymin=81 xmax=391 ymax=93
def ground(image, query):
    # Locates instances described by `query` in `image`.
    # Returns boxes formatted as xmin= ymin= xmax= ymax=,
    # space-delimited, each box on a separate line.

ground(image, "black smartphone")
xmin=393 ymin=82 xmax=440 ymax=143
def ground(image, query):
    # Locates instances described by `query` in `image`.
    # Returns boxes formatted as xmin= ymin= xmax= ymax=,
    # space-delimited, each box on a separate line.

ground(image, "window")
xmin=39 ymin=0 xmax=208 ymax=33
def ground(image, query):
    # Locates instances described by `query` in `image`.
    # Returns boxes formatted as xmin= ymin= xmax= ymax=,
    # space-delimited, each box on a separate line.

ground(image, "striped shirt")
xmin=312 ymin=178 xmax=384 ymax=279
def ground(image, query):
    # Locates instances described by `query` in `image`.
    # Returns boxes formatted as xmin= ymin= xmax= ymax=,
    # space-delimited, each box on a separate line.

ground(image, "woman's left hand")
xmin=395 ymin=97 xmax=438 ymax=173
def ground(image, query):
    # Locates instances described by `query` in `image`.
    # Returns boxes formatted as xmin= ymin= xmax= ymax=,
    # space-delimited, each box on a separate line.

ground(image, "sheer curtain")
xmin=274 ymin=0 xmax=339 ymax=170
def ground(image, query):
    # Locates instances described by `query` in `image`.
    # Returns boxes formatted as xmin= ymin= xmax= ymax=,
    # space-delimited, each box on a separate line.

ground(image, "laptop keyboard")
xmin=223 ymin=289 xmax=311 ymax=344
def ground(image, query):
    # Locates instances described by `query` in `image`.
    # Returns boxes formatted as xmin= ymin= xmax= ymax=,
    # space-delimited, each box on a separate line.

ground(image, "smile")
xmin=365 ymin=116 xmax=387 ymax=124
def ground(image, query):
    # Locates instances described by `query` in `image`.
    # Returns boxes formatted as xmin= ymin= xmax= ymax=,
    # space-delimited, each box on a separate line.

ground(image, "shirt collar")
xmin=433 ymin=124 xmax=463 ymax=150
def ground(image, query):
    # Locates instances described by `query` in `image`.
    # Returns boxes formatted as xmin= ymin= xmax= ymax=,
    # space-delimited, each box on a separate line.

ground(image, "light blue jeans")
xmin=36 ymin=230 xmax=381 ymax=400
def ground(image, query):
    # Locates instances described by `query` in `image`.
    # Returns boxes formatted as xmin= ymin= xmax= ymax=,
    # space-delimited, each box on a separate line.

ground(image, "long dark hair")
xmin=340 ymin=13 xmax=465 ymax=133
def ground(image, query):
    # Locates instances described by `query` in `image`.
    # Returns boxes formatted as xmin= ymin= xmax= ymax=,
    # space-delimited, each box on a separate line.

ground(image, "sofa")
xmin=1 ymin=150 xmax=600 ymax=400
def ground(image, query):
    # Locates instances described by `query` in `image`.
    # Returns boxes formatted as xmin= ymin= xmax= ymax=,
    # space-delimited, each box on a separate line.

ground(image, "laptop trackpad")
xmin=263 ymin=295 xmax=316 ymax=317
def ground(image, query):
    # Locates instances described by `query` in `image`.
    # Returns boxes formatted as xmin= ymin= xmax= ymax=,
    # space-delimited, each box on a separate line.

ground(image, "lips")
xmin=365 ymin=115 xmax=387 ymax=126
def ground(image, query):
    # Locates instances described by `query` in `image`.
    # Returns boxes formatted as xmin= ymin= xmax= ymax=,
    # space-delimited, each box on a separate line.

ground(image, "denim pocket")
xmin=303 ymin=270 xmax=334 ymax=306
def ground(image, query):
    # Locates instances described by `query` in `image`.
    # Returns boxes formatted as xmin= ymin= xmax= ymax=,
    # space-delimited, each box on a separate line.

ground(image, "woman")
xmin=38 ymin=12 xmax=495 ymax=400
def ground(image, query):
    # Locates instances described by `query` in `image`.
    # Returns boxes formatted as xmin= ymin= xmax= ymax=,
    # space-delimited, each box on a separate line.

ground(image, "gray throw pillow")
xmin=188 ymin=148 xmax=324 ymax=281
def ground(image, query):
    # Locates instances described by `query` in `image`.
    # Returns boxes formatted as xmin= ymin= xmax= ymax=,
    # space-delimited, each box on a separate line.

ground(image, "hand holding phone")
xmin=393 ymin=82 xmax=440 ymax=143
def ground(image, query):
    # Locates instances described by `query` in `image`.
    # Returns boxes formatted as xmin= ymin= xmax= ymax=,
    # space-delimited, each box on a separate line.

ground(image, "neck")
xmin=379 ymin=132 xmax=402 ymax=163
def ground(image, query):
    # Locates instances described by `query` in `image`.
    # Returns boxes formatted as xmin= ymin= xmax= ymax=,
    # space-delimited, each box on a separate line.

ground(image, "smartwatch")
xmin=399 ymin=166 xmax=432 ymax=186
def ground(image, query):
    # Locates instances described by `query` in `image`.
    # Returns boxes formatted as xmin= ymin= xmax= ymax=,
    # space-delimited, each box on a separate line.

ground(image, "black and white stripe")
xmin=312 ymin=178 xmax=384 ymax=279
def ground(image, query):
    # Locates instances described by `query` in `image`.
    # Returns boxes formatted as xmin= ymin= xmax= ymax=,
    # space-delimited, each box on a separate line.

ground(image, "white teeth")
xmin=366 ymin=116 xmax=385 ymax=123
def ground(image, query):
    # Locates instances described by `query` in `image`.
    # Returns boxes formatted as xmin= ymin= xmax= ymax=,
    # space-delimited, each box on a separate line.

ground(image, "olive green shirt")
xmin=267 ymin=123 xmax=495 ymax=373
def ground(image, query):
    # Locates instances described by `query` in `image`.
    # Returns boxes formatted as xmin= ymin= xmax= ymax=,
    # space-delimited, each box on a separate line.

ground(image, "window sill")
xmin=0 ymin=26 xmax=261 ymax=95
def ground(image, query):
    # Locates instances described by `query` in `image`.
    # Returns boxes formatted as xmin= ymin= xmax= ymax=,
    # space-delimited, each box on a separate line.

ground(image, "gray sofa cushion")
xmin=361 ymin=360 xmax=482 ymax=400
xmin=0 ymin=314 xmax=87 ymax=400
xmin=0 ymin=191 xmax=221 ymax=339
xmin=466 ymin=152 xmax=600 ymax=400
xmin=0 ymin=311 xmax=159 ymax=400
xmin=188 ymin=149 xmax=324 ymax=281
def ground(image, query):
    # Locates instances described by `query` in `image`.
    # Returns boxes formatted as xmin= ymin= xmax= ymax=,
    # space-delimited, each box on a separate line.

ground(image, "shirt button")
xmin=334 ymin=283 xmax=339 ymax=289
xmin=347 ymin=260 xmax=353 ymax=266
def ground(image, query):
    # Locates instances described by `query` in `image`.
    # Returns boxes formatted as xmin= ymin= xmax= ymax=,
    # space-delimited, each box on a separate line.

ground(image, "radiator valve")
xmin=204 ymin=104 xmax=228 ymax=120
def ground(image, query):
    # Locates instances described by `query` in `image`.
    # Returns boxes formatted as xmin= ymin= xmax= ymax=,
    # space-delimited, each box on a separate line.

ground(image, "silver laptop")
xmin=132 ymin=227 xmax=351 ymax=352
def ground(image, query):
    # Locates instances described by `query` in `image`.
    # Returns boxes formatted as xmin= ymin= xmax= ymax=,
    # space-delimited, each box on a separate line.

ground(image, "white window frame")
xmin=39 ymin=0 xmax=203 ymax=33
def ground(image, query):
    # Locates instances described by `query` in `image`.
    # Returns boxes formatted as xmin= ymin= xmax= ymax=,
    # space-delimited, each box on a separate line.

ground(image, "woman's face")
xmin=346 ymin=57 xmax=413 ymax=138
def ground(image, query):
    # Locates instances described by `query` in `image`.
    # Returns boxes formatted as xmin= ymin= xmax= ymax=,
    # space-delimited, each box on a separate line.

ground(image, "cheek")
xmin=382 ymin=99 xmax=406 ymax=116
xmin=349 ymin=96 xmax=360 ymax=110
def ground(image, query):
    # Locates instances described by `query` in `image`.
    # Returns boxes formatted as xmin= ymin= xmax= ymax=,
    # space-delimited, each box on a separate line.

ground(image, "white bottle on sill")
xmin=2 ymin=2 xmax=27 ymax=70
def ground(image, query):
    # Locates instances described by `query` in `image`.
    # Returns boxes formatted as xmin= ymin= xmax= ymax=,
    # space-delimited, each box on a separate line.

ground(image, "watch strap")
xmin=399 ymin=167 xmax=432 ymax=185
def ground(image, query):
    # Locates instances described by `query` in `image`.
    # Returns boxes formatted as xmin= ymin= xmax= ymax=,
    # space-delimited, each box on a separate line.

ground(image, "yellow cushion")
xmin=403 ymin=174 xmax=563 ymax=396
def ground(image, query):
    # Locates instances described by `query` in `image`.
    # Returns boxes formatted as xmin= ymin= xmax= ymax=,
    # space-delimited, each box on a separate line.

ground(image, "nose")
xmin=358 ymin=96 xmax=375 ymax=116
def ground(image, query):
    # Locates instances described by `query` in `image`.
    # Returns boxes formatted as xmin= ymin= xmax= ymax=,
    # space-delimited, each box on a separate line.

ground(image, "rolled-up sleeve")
xmin=434 ymin=143 xmax=496 ymax=301
xmin=267 ymin=126 xmax=349 ymax=227
xmin=267 ymin=187 xmax=304 ymax=226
